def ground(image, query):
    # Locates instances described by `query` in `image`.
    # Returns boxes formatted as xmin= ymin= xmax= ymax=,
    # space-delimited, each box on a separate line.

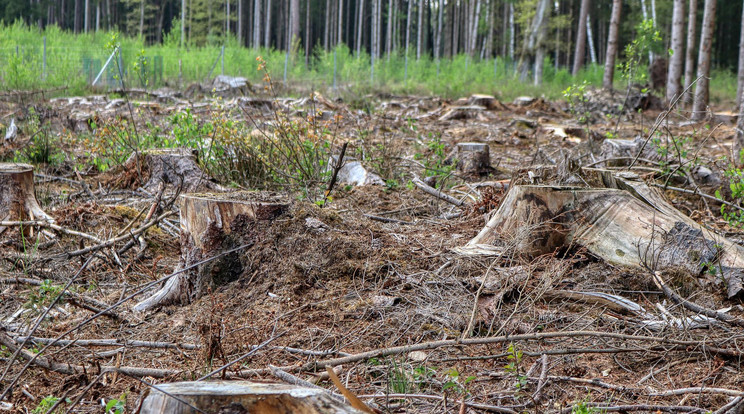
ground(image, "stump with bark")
xmin=0 ymin=163 xmax=54 ymax=235
xmin=134 ymin=191 xmax=289 ymax=312
xmin=451 ymin=142 xmax=492 ymax=175
xmin=139 ymin=381 xmax=362 ymax=414
xmin=459 ymin=169 xmax=744 ymax=298
xmin=118 ymin=149 xmax=226 ymax=192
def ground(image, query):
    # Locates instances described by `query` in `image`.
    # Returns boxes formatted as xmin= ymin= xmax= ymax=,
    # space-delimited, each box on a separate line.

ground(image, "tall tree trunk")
xmin=436 ymin=0 xmax=443 ymax=59
xmin=265 ymin=0 xmax=272 ymax=47
xmin=691 ymin=0 xmax=716 ymax=121
xmin=95 ymin=1 xmax=99 ymax=31
xmin=603 ymin=0 xmax=622 ymax=90
xmin=406 ymin=0 xmax=412 ymax=59
xmin=305 ymin=0 xmax=311 ymax=63
xmin=508 ymin=2 xmax=514 ymax=61
xmin=84 ymin=0 xmax=88 ymax=32
xmin=572 ymin=0 xmax=589 ymax=75
xmin=736 ymin=59 xmax=744 ymax=165
xmin=324 ymin=0 xmax=330 ymax=48
xmin=290 ymin=0 xmax=299 ymax=43
xmin=182 ymin=0 xmax=186 ymax=46
xmin=666 ymin=0 xmax=685 ymax=102
xmin=684 ymin=0 xmax=698 ymax=103
xmin=253 ymin=0 xmax=261 ymax=48
xmin=226 ymin=0 xmax=231 ymax=38
xmin=237 ymin=0 xmax=242 ymax=45
xmin=386 ymin=0 xmax=393 ymax=57
xmin=416 ymin=0 xmax=423 ymax=59
xmin=139 ymin=0 xmax=144 ymax=38
xmin=337 ymin=0 xmax=343 ymax=46
xmin=586 ymin=14 xmax=596 ymax=64
xmin=74 ymin=0 xmax=79 ymax=33
xmin=533 ymin=0 xmax=551 ymax=85
xmin=485 ymin=0 xmax=493 ymax=58
xmin=356 ymin=0 xmax=364 ymax=54
xmin=737 ymin=0 xmax=744 ymax=107
xmin=470 ymin=0 xmax=481 ymax=56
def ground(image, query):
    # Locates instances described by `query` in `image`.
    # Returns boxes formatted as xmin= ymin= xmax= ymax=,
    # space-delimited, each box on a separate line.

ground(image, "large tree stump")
xmin=120 ymin=149 xmax=226 ymax=192
xmin=139 ymin=381 xmax=363 ymax=414
xmin=134 ymin=192 xmax=289 ymax=312
xmin=460 ymin=170 xmax=744 ymax=298
xmin=0 ymin=163 xmax=54 ymax=235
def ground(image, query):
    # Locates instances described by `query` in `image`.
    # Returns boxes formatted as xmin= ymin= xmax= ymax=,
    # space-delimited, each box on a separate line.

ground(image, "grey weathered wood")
xmin=139 ymin=381 xmax=363 ymax=414
xmin=461 ymin=171 xmax=744 ymax=297
xmin=0 ymin=163 xmax=54 ymax=236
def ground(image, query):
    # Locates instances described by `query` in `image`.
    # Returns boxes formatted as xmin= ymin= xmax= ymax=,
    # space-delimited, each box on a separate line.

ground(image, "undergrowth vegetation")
xmin=1 ymin=21 xmax=738 ymax=102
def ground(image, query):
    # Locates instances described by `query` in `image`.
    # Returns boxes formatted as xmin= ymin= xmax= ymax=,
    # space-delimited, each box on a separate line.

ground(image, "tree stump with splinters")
xmin=134 ymin=192 xmax=289 ymax=312
xmin=118 ymin=148 xmax=226 ymax=192
xmin=0 ymin=163 xmax=54 ymax=236
xmin=140 ymin=381 xmax=363 ymax=414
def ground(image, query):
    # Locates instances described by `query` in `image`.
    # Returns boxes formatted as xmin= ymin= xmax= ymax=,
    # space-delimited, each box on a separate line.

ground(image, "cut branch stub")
xmin=121 ymin=148 xmax=226 ymax=192
xmin=0 ymin=163 xmax=54 ymax=235
xmin=461 ymin=171 xmax=744 ymax=297
xmin=139 ymin=381 xmax=363 ymax=414
xmin=134 ymin=192 xmax=289 ymax=312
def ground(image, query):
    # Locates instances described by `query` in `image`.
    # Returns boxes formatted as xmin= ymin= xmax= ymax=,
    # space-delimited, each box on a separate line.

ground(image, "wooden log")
xmin=134 ymin=192 xmax=289 ymax=312
xmin=120 ymin=149 xmax=226 ymax=192
xmin=0 ymin=163 xmax=54 ymax=236
xmin=461 ymin=171 xmax=744 ymax=297
xmin=139 ymin=381 xmax=363 ymax=414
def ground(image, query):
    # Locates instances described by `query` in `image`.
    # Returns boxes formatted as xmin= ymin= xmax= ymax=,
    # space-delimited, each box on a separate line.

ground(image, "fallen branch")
xmin=653 ymin=272 xmax=744 ymax=328
xmin=356 ymin=394 xmax=517 ymax=414
xmin=412 ymin=176 xmax=465 ymax=207
xmin=12 ymin=336 xmax=199 ymax=350
xmin=650 ymin=388 xmax=744 ymax=397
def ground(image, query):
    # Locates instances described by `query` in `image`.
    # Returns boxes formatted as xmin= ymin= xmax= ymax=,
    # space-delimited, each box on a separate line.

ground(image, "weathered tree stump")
xmin=450 ymin=143 xmax=491 ymax=175
xmin=0 ymin=163 xmax=54 ymax=235
xmin=134 ymin=192 xmax=289 ymax=312
xmin=139 ymin=381 xmax=363 ymax=414
xmin=460 ymin=170 xmax=744 ymax=298
xmin=120 ymin=148 xmax=225 ymax=192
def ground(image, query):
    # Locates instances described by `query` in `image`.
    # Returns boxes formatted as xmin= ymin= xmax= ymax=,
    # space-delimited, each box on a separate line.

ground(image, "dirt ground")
xmin=1 ymin=86 xmax=743 ymax=414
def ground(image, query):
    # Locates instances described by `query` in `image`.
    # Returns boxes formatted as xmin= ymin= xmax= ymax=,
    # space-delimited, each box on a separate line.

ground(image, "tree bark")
xmin=253 ymin=0 xmax=261 ymax=47
xmin=666 ymin=0 xmax=685 ymax=102
xmin=737 ymin=0 xmax=744 ymax=107
xmin=416 ymin=0 xmax=423 ymax=59
xmin=586 ymin=15 xmax=596 ymax=64
xmin=691 ymin=0 xmax=716 ymax=121
xmin=265 ymin=0 xmax=272 ymax=48
xmin=337 ymin=0 xmax=343 ymax=46
xmin=237 ymin=0 xmax=242 ymax=45
xmin=736 ymin=85 xmax=744 ymax=166
xmin=84 ymin=0 xmax=89 ymax=32
xmin=0 ymin=163 xmax=54 ymax=238
xmin=684 ymin=0 xmax=698 ymax=103
xmin=139 ymin=0 xmax=144 ymax=38
xmin=134 ymin=192 xmax=289 ymax=312
xmin=572 ymin=0 xmax=590 ymax=75
xmin=405 ymin=0 xmax=412 ymax=59
xmin=602 ymin=0 xmax=622 ymax=90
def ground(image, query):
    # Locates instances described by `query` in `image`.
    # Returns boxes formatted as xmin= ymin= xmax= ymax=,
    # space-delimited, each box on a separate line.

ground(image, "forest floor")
xmin=0 ymin=85 xmax=743 ymax=414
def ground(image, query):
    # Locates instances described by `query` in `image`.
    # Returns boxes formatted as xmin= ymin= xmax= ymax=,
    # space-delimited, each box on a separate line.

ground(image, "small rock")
xmin=336 ymin=160 xmax=385 ymax=186
xmin=304 ymin=217 xmax=328 ymax=233
xmin=692 ymin=165 xmax=721 ymax=187
xmin=408 ymin=351 xmax=428 ymax=362
xmin=371 ymin=295 xmax=400 ymax=308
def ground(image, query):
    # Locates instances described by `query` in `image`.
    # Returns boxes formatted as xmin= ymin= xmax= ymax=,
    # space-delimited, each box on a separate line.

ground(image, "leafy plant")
xmin=104 ymin=394 xmax=126 ymax=414
xmin=442 ymin=368 xmax=476 ymax=397
xmin=32 ymin=395 xmax=68 ymax=414
xmin=25 ymin=279 xmax=64 ymax=309
xmin=504 ymin=343 xmax=528 ymax=393
xmin=563 ymin=81 xmax=591 ymax=124
xmin=619 ymin=19 xmax=663 ymax=85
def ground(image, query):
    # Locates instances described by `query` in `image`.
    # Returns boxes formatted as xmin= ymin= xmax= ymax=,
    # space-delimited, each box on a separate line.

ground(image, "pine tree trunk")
xmin=736 ymin=0 xmax=744 ymax=107
xmin=338 ymin=0 xmax=344 ymax=46
xmin=237 ymin=0 xmax=242 ymax=45
xmin=416 ymin=0 xmax=423 ymax=59
xmin=84 ymin=0 xmax=88 ymax=32
xmin=226 ymin=0 xmax=231 ymax=37
xmin=485 ymin=0 xmax=493 ymax=58
xmin=602 ymin=0 xmax=621 ymax=90
xmin=691 ymin=0 xmax=716 ymax=121
xmin=73 ymin=0 xmax=79 ymax=32
xmin=471 ymin=0 xmax=481 ymax=56
xmin=139 ymin=0 xmax=144 ymax=38
xmin=736 ymin=67 xmax=744 ymax=166
xmin=436 ymin=0 xmax=443 ymax=59
xmin=666 ymin=0 xmax=685 ymax=102
xmin=572 ymin=0 xmax=589 ymax=75
xmin=684 ymin=0 xmax=698 ymax=103
xmin=386 ymin=0 xmax=393 ymax=57
xmin=405 ymin=0 xmax=412 ymax=58
xmin=265 ymin=0 xmax=272 ymax=47
xmin=95 ymin=1 xmax=99 ymax=31
xmin=586 ymin=15 xmax=596 ymax=64
xmin=290 ymin=0 xmax=299 ymax=43
xmin=508 ymin=2 xmax=514 ymax=61
xmin=324 ymin=0 xmax=330 ymax=48
xmin=305 ymin=0 xmax=311 ymax=63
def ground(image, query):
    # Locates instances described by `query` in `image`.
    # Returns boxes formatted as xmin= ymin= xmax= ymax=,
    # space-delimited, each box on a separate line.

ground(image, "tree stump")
xmin=0 ymin=163 xmax=54 ymax=235
xmin=139 ymin=381 xmax=363 ymax=414
xmin=452 ymin=142 xmax=491 ymax=175
xmin=134 ymin=192 xmax=289 ymax=312
xmin=460 ymin=170 xmax=744 ymax=298
xmin=120 ymin=148 xmax=226 ymax=192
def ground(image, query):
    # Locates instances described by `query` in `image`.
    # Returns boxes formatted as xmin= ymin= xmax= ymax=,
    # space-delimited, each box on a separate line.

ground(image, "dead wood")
xmin=134 ymin=192 xmax=289 ymax=312
xmin=461 ymin=169 xmax=744 ymax=297
xmin=118 ymin=148 xmax=226 ymax=192
xmin=411 ymin=176 xmax=465 ymax=207
xmin=0 ymin=163 xmax=54 ymax=237
xmin=139 ymin=381 xmax=363 ymax=414
xmin=652 ymin=272 xmax=744 ymax=327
